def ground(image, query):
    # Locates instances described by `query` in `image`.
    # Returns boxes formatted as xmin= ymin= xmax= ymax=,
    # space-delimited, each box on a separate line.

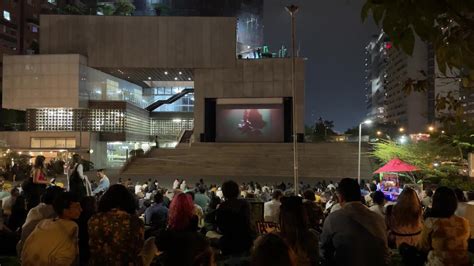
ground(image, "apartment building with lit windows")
xmin=365 ymin=31 xmax=429 ymax=133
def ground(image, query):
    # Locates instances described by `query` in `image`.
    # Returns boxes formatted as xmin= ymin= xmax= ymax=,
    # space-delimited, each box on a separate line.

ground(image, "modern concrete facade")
xmin=365 ymin=31 xmax=429 ymax=133
xmin=1 ymin=15 xmax=306 ymax=172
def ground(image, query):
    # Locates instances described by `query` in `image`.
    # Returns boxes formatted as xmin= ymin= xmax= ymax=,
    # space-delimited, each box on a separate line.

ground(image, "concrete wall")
xmin=40 ymin=15 xmax=237 ymax=69
xmin=193 ymin=58 xmax=305 ymax=139
xmin=2 ymin=54 xmax=85 ymax=110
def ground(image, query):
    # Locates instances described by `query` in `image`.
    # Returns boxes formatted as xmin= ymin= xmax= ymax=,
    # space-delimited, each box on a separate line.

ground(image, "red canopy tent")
xmin=374 ymin=158 xmax=420 ymax=174
xmin=374 ymin=158 xmax=420 ymax=201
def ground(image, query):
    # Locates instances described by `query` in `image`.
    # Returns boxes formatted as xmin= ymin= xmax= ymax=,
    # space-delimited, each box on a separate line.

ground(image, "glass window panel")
xmin=31 ymin=138 xmax=41 ymax=148
xmin=55 ymin=139 xmax=66 ymax=148
xmin=41 ymin=139 xmax=56 ymax=148
xmin=66 ymin=138 xmax=76 ymax=148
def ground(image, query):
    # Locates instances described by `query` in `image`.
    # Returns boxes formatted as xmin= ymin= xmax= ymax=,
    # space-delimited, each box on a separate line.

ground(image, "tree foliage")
xmin=371 ymin=139 xmax=461 ymax=176
xmin=306 ymin=117 xmax=337 ymax=142
xmin=362 ymin=0 xmax=474 ymax=82
xmin=113 ymin=0 xmax=135 ymax=16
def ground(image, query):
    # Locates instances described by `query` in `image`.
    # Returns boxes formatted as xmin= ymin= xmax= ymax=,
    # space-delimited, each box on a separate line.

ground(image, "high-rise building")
xmin=365 ymin=30 xmax=429 ymax=133
xmin=0 ymin=1 xmax=56 ymax=101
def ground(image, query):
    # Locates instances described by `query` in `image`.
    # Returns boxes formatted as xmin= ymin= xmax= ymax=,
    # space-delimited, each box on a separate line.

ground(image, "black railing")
xmin=145 ymin=88 xmax=194 ymax=112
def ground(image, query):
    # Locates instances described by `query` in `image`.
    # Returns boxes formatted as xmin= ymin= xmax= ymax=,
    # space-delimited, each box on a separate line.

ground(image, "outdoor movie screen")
xmin=216 ymin=104 xmax=284 ymax=142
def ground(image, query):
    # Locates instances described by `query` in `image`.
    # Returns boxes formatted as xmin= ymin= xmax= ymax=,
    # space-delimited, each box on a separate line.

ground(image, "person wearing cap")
xmin=92 ymin=169 xmax=110 ymax=196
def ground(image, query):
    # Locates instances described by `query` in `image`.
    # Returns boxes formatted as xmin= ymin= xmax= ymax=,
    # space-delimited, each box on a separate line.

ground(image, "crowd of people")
xmin=0 ymin=154 xmax=473 ymax=265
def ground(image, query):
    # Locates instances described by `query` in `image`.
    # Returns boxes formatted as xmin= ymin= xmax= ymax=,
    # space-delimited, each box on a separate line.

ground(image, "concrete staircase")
xmin=121 ymin=142 xmax=374 ymax=179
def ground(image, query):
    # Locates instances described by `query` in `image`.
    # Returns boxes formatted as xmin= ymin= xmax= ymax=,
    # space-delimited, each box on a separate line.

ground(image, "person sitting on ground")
xmin=153 ymin=192 xmax=207 ymax=265
xmin=186 ymin=191 xmax=205 ymax=228
xmin=418 ymin=186 xmax=470 ymax=265
xmin=215 ymin=180 xmax=254 ymax=256
xmin=2 ymin=187 xmax=19 ymax=217
xmin=144 ymin=192 xmax=169 ymax=231
xmin=320 ymin=178 xmax=389 ymax=266
xmin=325 ymin=192 xmax=341 ymax=214
xmin=251 ymin=233 xmax=297 ymax=266
xmin=6 ymin=195 xmax=27 ymax=232
xmin=454 ymin=188 xmax=474 ymax=251
xmin=421 ymin=188 xmax=433 ymax=209
xmin=364 ymin=183 xmax=377 ymax=207
xmin=17 ymin=186 xmax=63 ymax=254
xmin=369 ymin=191 xmax=386 ymax=217
xmin=264 ymin=189 xmax=283 ymax=224
xmin=279 ymin=196 xmax=319 ymax=266
xmin=88 ymin=184 xmax=144 ymax=266
xmin=21 ymin=192 xmax=82 ymax=265
xmin=194 ymin=186 xmax=211 ymax=212
xmin=77 ymin=196 xmax=97 ymax=266
xmin=386 ymin=187 xmax=423 ymax=248
xmin=302 ymin=189 xmax=324 ymax=231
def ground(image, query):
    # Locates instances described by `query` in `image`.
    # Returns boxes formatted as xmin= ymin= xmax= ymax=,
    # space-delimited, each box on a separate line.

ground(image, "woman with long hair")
xmin=168 ymin=192 xmax=198 ymax=232
xmin=68 ymin=154 xmax=91 ymax=199
xmin=153 ymin=192 xmax=211 ymax=266
xmin=88 ymin=184 xmax=144 ymax=266
xmin=418 ymin=187 xmax=470 ymax=265
xmin=25 ymin=156 xmax=49 ymax=210
xmin=386 ymin=187 xmax=423 ymax=248
xmin=279 ymin=196 xmax=319 ymax=266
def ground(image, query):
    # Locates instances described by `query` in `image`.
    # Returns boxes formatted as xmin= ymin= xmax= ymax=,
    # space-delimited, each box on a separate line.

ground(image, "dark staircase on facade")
xmin=145 ymin=88 xmax=194 ymax=112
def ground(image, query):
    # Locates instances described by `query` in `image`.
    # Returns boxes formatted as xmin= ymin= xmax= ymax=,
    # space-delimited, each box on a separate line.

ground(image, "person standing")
xmin=92 ymin=169 xmax=110 ymax=196
xmin=68 ymin=154 xmax=90 ymax=199
xmin=25 ymin=156 xmax=49 ymax=210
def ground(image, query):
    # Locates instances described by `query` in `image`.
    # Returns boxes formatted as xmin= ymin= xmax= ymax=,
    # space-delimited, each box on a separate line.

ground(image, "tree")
xmin=306 ymin=117 xmax=337 ymax=142
xmin=153 ymin=3 xmax=172 ymax=16
xmin=97 ymin=3 xmax=115 ymax=16
xmin=113 ymin=0 xmax=135 ymax=16
xmin=371 ymin=139 xmax=462 ymax=183
xmin=362 ymin=0 xmax=474 ymax=79
xmin=362 ymin=0 xmax=474 ymax=119
xmin=58 ymin=4 xmax=87 ymax=15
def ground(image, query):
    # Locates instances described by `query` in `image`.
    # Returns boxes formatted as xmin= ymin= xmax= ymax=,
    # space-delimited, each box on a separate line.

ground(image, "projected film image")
xmin=216 ymin=104 xmax=284 ymax=142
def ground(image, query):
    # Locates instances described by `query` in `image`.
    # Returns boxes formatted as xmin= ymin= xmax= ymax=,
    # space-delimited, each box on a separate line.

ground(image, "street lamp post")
xmin=286 ymin=4 xmax=299 ymax=196
xmin=358 ymin=119 xmax=372 ymax=184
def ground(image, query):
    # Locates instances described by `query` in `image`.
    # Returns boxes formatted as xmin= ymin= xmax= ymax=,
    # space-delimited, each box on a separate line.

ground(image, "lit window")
xmin=31 ymin=26 xmax=38 ymax=33
xmin=3 ymin=11 xmax=11 ymax=21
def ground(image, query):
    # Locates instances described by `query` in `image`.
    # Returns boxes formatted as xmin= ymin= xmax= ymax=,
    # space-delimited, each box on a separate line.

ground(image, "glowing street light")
xmin=358 ymin=119 xmax=372 ymax=184
xmin=428 ymin=126 xmax=435 ymax=132
xmin=399 ymin=135 xmax=407 ymax=144
xmin=376 ymin=131 xmax=382 ymax=136
xmin=399 ymin=127 xmax=405 ymax=133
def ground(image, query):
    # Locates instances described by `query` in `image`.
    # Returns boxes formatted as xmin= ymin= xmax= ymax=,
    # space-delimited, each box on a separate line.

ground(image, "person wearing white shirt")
xmin=2 ymin=187 xmax=19 ymax=216
xmin=264 ymin=190 xmax=283 ymax=223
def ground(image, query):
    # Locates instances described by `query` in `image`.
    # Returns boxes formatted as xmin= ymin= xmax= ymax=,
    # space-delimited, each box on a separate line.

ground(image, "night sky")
xmin=264 ymin=0 xmax=378 ymax=132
